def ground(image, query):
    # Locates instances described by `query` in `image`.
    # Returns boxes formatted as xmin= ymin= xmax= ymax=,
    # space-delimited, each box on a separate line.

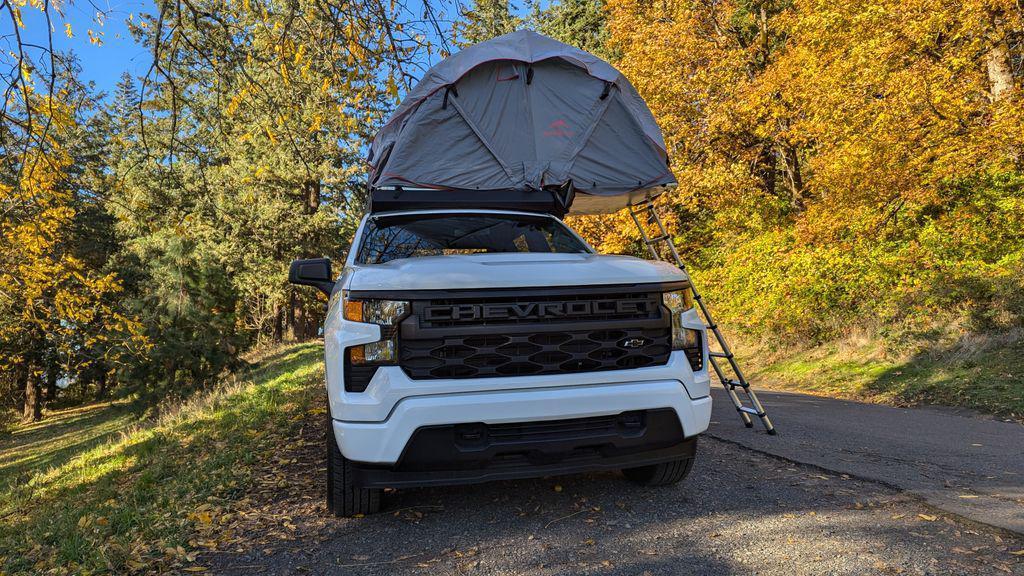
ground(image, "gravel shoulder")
xmin=203 ymin=402 xmax=1024 ymax=576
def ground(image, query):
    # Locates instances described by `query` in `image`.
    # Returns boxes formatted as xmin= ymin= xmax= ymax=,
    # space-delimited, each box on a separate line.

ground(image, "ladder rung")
xmin=630 ymin=199 xmax=776 ymax=435
xmin=737 ymin=406 xmax=765 ymax=417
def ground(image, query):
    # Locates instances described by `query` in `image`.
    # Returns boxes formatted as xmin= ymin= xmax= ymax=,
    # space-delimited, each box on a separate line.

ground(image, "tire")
xmin=326 ymin=412 xmax=382 ymax=517
xmin=622 ymin=453 xmax=696 ymax=487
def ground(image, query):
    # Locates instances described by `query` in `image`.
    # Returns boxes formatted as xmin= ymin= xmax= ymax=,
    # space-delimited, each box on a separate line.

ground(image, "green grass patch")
xmin=0 ymin=343 xmax=323 ymax=575
xmin=751 ymin=332 xmax=1024 ymax=419
xmin=0 ymin=400 xmax=139 ymax=491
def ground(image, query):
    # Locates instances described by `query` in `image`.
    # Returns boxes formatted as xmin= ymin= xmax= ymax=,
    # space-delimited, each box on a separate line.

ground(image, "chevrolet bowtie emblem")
xmin=619 ymin=337 xmax=649 ymax=349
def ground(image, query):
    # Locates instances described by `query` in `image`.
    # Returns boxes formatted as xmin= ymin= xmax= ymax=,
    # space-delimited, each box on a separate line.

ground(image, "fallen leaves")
xmin=917 ymin=514 xmax=938 ymax=522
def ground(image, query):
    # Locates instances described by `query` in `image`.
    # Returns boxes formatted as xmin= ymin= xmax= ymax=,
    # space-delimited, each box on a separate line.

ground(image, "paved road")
xmin=709 ymin=388 xmax=1024 ymax=534
xmin=205 ymin=392 xmax=1024 ymax=575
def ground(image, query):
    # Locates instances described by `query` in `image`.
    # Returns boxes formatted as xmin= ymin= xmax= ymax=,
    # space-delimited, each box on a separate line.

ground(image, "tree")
xmin=602 ymin=0 xmax=1024 ymax=340
xmin=0 ymin=79 xmax=145 ymax=421
xmin=535 ymin=0 xmax=616 ymax=60
xmin=455 ymin=0 xmax=524 ymax=46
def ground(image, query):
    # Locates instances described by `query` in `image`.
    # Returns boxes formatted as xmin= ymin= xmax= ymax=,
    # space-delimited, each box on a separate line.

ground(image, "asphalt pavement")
xmin=709 ymin=387 xmax=1024 ymax=534
xmin=205 ymin=389 xmax=1024 ymax=575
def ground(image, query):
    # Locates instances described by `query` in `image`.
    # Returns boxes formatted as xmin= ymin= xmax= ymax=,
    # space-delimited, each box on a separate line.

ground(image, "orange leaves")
xmin=599 ymin=0 xmax=1024 ymax=343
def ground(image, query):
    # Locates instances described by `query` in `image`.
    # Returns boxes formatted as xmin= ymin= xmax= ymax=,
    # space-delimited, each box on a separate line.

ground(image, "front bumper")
xmin=333 ymin=379 xmax=712 ymax=464
xmin=351 ymin=412 xmax=699 ymax=489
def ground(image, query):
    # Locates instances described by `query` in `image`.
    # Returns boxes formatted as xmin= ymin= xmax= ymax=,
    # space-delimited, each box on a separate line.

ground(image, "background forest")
xmin=2 ymin=0 xmax=1023 ymax=424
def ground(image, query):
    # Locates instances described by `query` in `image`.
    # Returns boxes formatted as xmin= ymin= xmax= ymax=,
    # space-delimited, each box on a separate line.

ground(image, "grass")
xmin=0 ymin=343 xmax=324 ymax=575
xmin=0 ymin=330 xmax=1018 ymax=573
xmin=747 ymin=329 xmax=1024 ymax=420
xmin=0 ymin=400 xmax=139 ymax=489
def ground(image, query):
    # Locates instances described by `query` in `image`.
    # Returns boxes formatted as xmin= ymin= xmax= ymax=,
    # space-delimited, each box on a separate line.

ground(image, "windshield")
xmin=356 ymin=213 xmax=590 ymax=265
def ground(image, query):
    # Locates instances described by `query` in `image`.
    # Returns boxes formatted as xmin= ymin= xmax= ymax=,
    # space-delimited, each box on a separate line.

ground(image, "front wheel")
xmin=622 ymin=446 xmax=696 ymax=487
xmin=326 ymin=413 xmax=382 ymax=517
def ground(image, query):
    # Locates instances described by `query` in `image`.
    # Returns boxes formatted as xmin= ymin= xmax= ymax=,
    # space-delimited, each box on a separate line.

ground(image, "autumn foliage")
xmin=1 ymin=0 xmax=1022 ymax=424
xmin=598 ymin=0 xmax=1024 ymax=342
xmin=1 ymin=93 xmax=146 ymax=422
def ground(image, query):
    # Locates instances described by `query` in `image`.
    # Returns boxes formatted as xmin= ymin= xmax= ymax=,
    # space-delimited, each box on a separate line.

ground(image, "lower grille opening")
xmin=393 ymin=409 xmax=684 ymax=473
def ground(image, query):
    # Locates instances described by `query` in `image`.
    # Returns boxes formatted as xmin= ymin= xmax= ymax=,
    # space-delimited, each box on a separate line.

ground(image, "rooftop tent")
xmin=367 ymin=30 xmax=676 ymax=215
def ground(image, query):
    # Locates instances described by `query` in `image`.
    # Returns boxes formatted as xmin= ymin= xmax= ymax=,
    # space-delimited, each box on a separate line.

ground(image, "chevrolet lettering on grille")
xmin=423 ymin=298 xmax=659 ymax=323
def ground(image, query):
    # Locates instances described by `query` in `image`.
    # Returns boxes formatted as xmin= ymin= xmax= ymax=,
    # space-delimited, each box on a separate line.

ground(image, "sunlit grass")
xmin=750 ymin=331 xmax=1024 ymax=419
xmin=0 ymin=343 xmax=324 ymax=575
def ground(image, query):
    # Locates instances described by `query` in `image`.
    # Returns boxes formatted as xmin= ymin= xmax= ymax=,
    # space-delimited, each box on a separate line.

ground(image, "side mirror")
xmin=289 ymin=258 xmax=334 ymax=296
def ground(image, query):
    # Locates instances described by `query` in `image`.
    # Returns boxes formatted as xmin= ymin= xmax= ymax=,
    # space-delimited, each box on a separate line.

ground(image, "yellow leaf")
xmin=386 ymin=75 xmax=399 ymax=100
xmin=917 ymin=514 xmax=937 ymax=521
xmin=183 ymin=567 xmax=208 ymax=573
xmin=64 ymin=23 xmax=73 ymax=38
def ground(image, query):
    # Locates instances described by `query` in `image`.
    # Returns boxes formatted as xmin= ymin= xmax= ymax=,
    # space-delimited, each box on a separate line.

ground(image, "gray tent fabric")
xmin=368 ymin=30 xmax=676 ymax=215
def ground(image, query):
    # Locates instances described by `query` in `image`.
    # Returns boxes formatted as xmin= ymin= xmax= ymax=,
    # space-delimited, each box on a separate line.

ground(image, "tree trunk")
xmin=96 ymin=370 xmax=108 ymax=401
xmin=23 ymin=368 xmax=42 ymax=423
xmin=287 ymin=289 xmax=298 ymax=340
xmin=779 ymin=143 xmax=806 ymax=212
xmin=986 ymin=13 xmax=1015 ymax=101
xmin=755 ymin=143 xmax=777 ymax=200
xmin=14 ymin=364 xmax=29 ymax=418
xmin=987 ymin=41 xmax=1014 ymax=101
xmin=273 ymin=303 xmax=284 ymax=342
xmin=45 ymin=360 xmax=58 ymax=403
xmin=303 ymin=180 xmax=321 ymax=215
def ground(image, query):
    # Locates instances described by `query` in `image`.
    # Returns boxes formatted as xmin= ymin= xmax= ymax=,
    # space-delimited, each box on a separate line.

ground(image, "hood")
xmin=345 ymin=252 xmax=687 ymax=292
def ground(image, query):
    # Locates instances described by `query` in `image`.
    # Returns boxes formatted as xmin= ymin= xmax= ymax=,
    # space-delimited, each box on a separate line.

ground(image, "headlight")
xmin=343 ymin=297 xmax=409 ymax=325
xmin=662 ymin=288 xmax=694 ymax=314
xmin=342 ymin=295 xmax=409 ymax=368
xmin=662 ymin=288 xmax=704 ymax=370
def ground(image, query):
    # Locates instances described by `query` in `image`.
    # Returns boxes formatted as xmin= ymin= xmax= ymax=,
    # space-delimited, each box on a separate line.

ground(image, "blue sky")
xmin=17 ymin=0 xmax=155 ymax=96
xmin=11 ymin=0 xmax=542 ymax=98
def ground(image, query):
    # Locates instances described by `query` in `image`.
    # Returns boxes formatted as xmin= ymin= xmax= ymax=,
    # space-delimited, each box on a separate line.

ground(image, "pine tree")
xmin=536 ymin=0 xmax=615 ymax=60
xmin=455 ymin=0 xmax=524 ymax=46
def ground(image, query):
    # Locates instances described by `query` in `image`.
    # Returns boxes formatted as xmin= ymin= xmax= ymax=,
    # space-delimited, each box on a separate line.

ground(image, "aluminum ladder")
xmin=627 ymin=197 xmax=777 ymax=434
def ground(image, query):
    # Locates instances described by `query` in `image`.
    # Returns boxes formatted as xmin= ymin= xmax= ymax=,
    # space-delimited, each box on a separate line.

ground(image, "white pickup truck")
xmin=289 ymin=208 xmax=711 ymax=516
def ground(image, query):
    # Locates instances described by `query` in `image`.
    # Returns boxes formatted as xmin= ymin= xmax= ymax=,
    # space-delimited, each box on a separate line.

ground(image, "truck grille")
xmin=397 ymin=289 xmax=672 ymax=380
